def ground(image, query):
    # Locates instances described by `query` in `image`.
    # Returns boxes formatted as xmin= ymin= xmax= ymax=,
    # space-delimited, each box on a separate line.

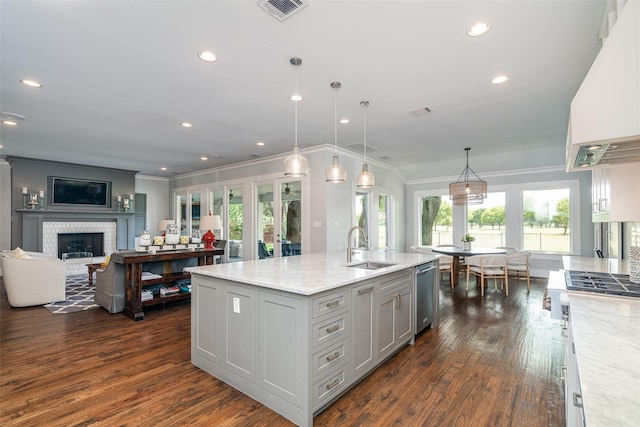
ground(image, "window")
xmin=209 ymin=189 xmax=225 ymax=239
xmin=378 ymin=195 xmax=390 ymax=249
xmin=419 ymin=195 xmax=452 ymax=246
xmin=523 ymin=188 xmax=570 ymax=253
xmin=228 ymin=187 xmax=243 ymax=262
xmin=467 ymin=192 xmax=506 ymax=247
xmin=355 ymin=192 xmax=369 ymax=247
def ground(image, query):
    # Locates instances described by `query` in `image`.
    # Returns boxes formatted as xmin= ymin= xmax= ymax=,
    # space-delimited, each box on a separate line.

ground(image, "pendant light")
xmin=449 ymin=147 xmax=487 ymax=205
xmin=284 ymin=57 xmax=308 ymax=177
xmin=356 ymin=100 xmax=374 ymax=188
xmin=325 ymin=81 xmax=347 ymax=183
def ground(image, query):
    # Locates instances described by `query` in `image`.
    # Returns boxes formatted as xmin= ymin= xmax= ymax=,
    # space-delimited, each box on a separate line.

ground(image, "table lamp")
xmin=158 ymin=219 xmax=174 ymax=236
xmin=200 ymin=214 xmax=222 ymax=249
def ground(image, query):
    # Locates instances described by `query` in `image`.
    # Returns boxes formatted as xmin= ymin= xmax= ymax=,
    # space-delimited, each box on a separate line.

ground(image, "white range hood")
xmin=566 ymin=0 xmax=640 ymax=171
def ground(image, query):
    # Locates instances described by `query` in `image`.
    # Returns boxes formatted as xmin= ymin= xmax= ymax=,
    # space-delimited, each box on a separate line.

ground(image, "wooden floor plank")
xmin=0 ymin=276 xmax=564 ymax=426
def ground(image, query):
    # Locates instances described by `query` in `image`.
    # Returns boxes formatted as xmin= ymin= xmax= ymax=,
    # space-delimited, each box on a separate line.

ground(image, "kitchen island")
xmin=186 ymin=251 xmax=438 ymax=427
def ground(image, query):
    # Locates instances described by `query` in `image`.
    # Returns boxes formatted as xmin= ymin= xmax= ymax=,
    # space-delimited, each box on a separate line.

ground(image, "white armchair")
xmin=1 ymin=249 xmax=66 ymax=307
xmin=94 ymin=257 xmax=125 ymax=313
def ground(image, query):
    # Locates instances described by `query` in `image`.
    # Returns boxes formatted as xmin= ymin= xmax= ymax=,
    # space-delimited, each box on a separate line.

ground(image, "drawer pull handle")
xmin=326 ymin=300 xmax=340 ymax=308
xmin=326 ymin=351 xmax=341 ymax=362
xmin=357 ymin=286 xmax=374 ymax=295
xmin=326 ymin=378 xmax=341 ymax=390
xmin=326 ymin=325 xmax=340 ymax=334
xmin=572 ymin=393 xmax=583 ymax=408
xmin=560 ymin=366 xmax=567 ymax=380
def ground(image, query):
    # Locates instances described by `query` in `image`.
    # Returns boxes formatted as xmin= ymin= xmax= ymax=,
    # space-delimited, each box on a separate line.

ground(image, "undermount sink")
xmin=348 ymin=261 xmax=396 ymax=270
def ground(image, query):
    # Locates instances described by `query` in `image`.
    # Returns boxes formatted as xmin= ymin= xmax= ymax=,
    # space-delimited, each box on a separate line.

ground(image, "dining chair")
xmin=466 ymin=254 xmax=509 ymax=296
xmin=506 ymin=251 xmax=531 ymax=292
xmin=411 ymin=246 xmax=454 ymax=286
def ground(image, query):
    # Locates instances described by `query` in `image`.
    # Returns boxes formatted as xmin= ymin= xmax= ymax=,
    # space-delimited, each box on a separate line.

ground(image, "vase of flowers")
xmin=461 ymin=234 xmax=475 ymax=250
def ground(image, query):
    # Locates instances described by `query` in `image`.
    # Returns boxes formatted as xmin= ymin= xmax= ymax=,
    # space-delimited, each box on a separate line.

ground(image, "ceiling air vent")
xmin=258 ymin=0 xmax=308 ymax=21
xmin=409 ymin=107 xmax=433 ymax=117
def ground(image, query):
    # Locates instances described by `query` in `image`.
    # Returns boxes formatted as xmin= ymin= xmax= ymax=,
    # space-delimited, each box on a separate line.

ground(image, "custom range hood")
xmin=566 ymin=0 xmax=640 ymax=171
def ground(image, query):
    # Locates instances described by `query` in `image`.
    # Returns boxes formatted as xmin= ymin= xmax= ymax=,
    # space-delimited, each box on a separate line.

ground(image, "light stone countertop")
xmin=562 ymin=256 xmax=629 ymax=274
xmin=186 ymin=250 xmax=438 ymax=295
xmin=568 ymin=292 xmax=640 ymax=427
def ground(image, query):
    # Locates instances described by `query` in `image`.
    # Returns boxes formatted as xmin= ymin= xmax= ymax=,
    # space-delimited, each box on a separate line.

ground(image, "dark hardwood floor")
xmin=0 ymin=274 xmax=565 ymax=426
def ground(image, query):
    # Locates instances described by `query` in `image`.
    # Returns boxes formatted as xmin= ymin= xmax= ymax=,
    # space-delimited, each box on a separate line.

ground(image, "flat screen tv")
xmin=51 ymin=177 xmax=110 ymax=207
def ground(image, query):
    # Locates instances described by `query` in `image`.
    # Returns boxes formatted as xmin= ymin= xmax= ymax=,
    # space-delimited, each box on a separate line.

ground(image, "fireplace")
xmin=57 ymin=232 xmax=105 ymax=259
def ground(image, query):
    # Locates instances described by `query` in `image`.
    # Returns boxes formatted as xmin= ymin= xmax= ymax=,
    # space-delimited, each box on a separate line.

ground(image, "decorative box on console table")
xmin=136 ymin=243 xmax=204 ymax=252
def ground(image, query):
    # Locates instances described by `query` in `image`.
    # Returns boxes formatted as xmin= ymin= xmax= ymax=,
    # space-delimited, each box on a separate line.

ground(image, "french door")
xmin=256 ymin=178 xmax=303 ymax=258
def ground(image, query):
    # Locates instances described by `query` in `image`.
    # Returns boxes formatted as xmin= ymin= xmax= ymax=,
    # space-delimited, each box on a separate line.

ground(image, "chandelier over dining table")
xmin=449 ymin=147 xmax=487 ymax=205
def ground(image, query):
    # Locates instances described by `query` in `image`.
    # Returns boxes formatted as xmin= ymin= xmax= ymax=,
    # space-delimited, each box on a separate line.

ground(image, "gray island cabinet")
xmin=187 ymin=251 xmax=437 ymax=427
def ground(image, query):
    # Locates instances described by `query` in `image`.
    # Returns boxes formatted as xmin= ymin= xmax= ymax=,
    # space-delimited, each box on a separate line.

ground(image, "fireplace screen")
xmin=57 ymin=232 xmax=104 ymax=259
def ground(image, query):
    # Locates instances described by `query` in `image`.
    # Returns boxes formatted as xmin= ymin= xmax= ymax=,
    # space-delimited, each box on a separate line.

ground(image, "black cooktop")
xmin=565 ymin=270 xmax=640 ymax=298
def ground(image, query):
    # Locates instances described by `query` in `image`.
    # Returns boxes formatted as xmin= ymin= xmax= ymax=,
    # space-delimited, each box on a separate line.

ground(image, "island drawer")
xmin=312 ymin=337 xmax=350 ymax=379
xmin=312 ymin=310 xmax=350 ymax=348
xmin=312 ymin=361 xmax=350 ymax=410
xmin=377 ymin=268 xmax=413 ymax=296
xmin=312 ymin=289 xmax=351 ymax=319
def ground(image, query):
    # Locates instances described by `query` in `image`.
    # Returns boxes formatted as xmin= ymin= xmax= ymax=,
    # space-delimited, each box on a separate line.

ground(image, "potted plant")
xmin=461 ymin=234 xmax=475 ymax=250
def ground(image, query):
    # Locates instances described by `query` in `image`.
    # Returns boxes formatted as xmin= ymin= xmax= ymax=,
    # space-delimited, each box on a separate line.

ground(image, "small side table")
xmin=86 ymin=263 xmax=103 ymax=286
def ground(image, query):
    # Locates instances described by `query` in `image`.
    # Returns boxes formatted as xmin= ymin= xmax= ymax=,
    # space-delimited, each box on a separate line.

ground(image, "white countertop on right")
xmin=562 ymin=256 xmax=629 ymax=274
xmin=568 ymin=292 xmax=640 ymax=427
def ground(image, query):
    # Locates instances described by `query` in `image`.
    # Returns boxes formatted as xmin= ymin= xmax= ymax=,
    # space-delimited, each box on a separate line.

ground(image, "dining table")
xmin=431 ymin=246 xmax=506 ymax=286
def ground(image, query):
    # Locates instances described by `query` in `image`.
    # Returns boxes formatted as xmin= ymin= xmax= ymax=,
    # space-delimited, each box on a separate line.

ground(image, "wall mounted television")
xmin=51 ymin=177 xmax=111 ymax=207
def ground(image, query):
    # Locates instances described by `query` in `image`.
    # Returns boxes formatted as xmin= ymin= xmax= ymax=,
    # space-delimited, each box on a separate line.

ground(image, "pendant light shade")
xmin=325 ymin=81 xmax=347 ymax=183
xmin=449 ymin=147 xmax=487 ymax=205
xmin=356 ymin=100 xmax=374 ymax=189
xmin=284 ymin=57 xmax=308 ymax=177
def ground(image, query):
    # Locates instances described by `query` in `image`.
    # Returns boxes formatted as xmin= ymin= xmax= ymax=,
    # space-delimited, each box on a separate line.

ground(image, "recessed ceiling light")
xmin=20 ymin=79 xmax=42 ymax=88
xmin=468 ymin=22 xmax=490 ymax=37
xmin=491 ymin=75 xmax=509 ymax=84
xmin=161 ymin=167 xmax=167 ymax=171
xmin=2 ymin=120 xmax=19 ymax=126
xmin=180 ymin=122 xmax=193 ymax=128
xmin=257 ymin=142 xmax=265 ymax=146
xmin=200 ymin=156 xmax=208 ymax=161
xmin=197 ymin=51 xmax=217 ymax=62
xmin=290 ymin=94 xmax=303 ymax=102
xmin=339 ymin=119 xmax=349 ymax=124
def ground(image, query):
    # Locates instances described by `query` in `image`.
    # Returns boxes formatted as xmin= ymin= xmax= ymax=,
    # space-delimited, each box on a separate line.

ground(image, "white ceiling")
xmin=0 ymin=0 xmax=606 ymax=179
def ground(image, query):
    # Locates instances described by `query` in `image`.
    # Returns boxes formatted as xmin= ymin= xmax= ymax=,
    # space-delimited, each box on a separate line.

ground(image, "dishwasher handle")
xmin=416 ymin=264 xmax=437 ymax=275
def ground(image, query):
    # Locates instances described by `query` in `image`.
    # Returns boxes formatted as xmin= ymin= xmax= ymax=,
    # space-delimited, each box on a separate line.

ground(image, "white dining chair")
xmin=506 ymin=251 xmax=531 ymax=292
xmin=411 ymin=246 xmax=454 ymax=286
xmin=466 ymin=254 xmax=509 ymax=297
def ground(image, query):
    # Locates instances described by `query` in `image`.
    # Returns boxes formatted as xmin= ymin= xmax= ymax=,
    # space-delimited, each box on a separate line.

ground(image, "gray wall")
xmin=7 ymin=157 xmax=136 ymax=249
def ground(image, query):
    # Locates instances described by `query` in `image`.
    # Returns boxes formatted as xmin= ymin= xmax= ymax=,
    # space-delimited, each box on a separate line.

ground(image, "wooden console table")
xmin=112 ymin=249 xmax=223 ymax=321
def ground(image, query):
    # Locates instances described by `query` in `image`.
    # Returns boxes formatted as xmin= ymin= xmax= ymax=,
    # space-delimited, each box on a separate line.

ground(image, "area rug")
xmin=44 ymin=274 xmax=100 ymax=314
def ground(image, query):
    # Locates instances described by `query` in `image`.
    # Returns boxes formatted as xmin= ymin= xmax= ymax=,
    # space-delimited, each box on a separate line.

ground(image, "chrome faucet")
xmin=347 ymin=226 xmax=368 ymax=263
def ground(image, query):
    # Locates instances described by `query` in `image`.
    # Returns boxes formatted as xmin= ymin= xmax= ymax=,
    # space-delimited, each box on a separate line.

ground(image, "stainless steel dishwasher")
xmin=415 ymin=261 xmax=439 ymax=334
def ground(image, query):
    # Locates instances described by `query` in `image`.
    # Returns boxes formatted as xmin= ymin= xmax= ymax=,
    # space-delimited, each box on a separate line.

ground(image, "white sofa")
xmin=1 ymin=248 xmax=66 ymax=307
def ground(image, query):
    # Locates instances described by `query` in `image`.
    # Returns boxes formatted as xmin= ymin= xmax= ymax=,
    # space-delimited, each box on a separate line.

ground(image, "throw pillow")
xmin=10 ymin=247 xmax=26 ymax=258
xmin=100 ymin=254 xmax=111 ymax=269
